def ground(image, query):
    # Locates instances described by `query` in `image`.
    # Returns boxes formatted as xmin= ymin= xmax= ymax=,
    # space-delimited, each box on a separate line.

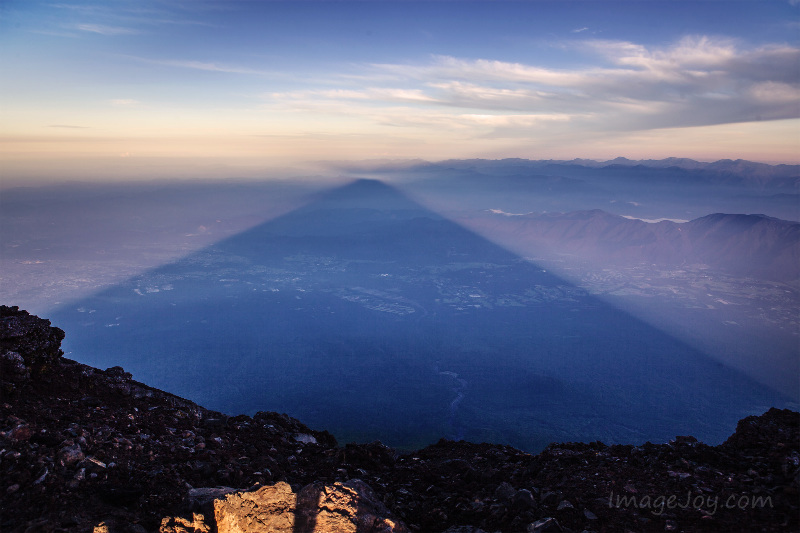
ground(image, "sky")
xmin=1 ymin=0 xmax=799 ymax=183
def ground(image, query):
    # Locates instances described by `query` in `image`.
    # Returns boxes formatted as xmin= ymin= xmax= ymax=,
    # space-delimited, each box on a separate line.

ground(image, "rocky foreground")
xmin=1 ymin=306 xmax=798 ymax=533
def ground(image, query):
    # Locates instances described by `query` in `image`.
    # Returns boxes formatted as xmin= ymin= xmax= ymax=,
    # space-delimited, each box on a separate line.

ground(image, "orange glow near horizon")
xmin=1 ymin=118 xmax=797 ymax=186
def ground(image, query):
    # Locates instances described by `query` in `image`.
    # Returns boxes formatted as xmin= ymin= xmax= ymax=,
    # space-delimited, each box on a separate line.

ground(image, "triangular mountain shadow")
xmin=51 ymin=180 xmax=788 ymax=452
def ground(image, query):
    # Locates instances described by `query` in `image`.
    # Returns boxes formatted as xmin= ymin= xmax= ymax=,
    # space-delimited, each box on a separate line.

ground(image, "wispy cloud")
xmin=127 ymin=56 xmax=272 ymax=76
xmin=572 ymin=27 xmax=589 ymax=33
xmin=264 ymin=91 xmax=577 ymax=140
xmin=48 ymin=3 xmax=103 ymax=13
xmin=272 ymin=88 xmax=437 ymax=104
xmin=371 ymin=55 xmax=590 ymax=86
xmin=52 ymin=3 xmax=212 ymax=27
xmin=39 ymin=3 xmax=211 ymax=42
xmin=23 ymin=21 xmax=796 ymax=158
xmin=374 ymin=111 xmax=575 ymax=133
xmin=74 ymin=23 xmax=138 ymax=36
xmin=260 ymin=35 xmax=799 ymax=143
xmin=30 ymin=29 xmax=80 ymax=38
xmin=49 ymin=124 xmax=90 ymax=129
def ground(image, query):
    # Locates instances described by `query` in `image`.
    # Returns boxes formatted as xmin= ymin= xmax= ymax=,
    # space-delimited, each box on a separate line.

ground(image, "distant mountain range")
xmin=346 ymin=157 xmax=800 ymax=188
xmin=461 ymin=210 xmax=800 ymax=284
xmin=431 ymin=157 xmax=800 ymax=180
xmin=411 ymin=160 xmax=800 ymax=197
xmin=352 ymin=157 xmax=800 ymax=222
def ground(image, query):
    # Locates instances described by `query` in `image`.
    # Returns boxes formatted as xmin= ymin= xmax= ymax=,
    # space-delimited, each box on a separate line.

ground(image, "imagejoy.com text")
xmin=608 ymin=490 xmax=773 ymax=516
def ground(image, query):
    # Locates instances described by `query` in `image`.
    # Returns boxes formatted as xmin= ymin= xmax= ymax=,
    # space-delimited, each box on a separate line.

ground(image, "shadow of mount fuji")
xmin=51 ymin=179 xmax=788 ymax=451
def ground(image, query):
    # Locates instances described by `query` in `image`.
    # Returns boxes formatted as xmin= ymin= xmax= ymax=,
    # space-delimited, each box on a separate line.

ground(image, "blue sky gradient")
xmin=1 ymin=0 xmax=798 ymax=181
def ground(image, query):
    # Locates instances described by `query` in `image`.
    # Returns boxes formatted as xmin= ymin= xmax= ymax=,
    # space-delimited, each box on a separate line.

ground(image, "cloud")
xmin=250 ymin=34 xmax=800 ymax=151
xmin=53 ymin=3 xmax=212 ymax=28
xmin=372 ymin=55 xmax=590 ymax=87
xmin=128 ymin=56 xmax=272 ymax=76
xmin=428 ymin=82 xmax=548 ymax=110
xmin=49 ymin=124 xmax=90 ymax=129
xmin=622 ymin=216 xmax=689 ymax=223
xmin=353 ymin=37 xmax=798 ymax=131
xmin=376 ymin=111 xmax=574 ymax=131
xmin=74 ymin=23 xmax=138 ymax=36
xmin=571 ymin=27 xmax=589 ymax=33
xmin=272 ymin=88 xmax=437 ymax=104
xmin=50 ymin=4 xmax=100 ymax=10
xmin=30 ymin=29 xmax=80 ymax=38
xmin=488 ymin=209 xmax=528 ymax=216
xmin=264 ymin=90 xmax=576 ymax=139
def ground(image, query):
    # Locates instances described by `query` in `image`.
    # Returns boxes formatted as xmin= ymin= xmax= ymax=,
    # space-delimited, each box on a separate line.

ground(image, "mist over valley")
xmin=3 ymin=159 xmax=797 ymax=452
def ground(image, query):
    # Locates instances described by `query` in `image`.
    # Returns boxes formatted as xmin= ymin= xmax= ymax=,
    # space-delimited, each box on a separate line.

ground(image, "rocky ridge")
xmin=1 ymin=305 xmax=798 ymax=532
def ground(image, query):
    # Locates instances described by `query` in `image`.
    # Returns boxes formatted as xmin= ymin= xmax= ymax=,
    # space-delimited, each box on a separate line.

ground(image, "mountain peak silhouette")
xmin=298 ymin=178 xmax=428 ymax=213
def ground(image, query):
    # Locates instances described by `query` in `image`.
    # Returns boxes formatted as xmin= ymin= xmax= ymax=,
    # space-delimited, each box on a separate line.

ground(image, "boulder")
xmin=297 ymin=479 xmax=407 ymax=533
xmin=213 ymin=482 xmax=296 ymax=533
xmin=211 ymin=479 xmax=407 ymax=533
xmin=0 ymin=305 xmax=64 ymax=367
xmin=159 ymin=514 xmax=211 ymax=533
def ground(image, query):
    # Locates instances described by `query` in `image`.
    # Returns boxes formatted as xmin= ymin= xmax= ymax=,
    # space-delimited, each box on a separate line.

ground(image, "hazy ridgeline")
xmin=2 ymin=159 xmax=797 ymax=451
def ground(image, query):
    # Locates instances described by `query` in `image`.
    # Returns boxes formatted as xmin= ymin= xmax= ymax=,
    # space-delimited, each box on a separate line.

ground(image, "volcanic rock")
xmin=1 ymin=306 xmax=798 ymax=532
